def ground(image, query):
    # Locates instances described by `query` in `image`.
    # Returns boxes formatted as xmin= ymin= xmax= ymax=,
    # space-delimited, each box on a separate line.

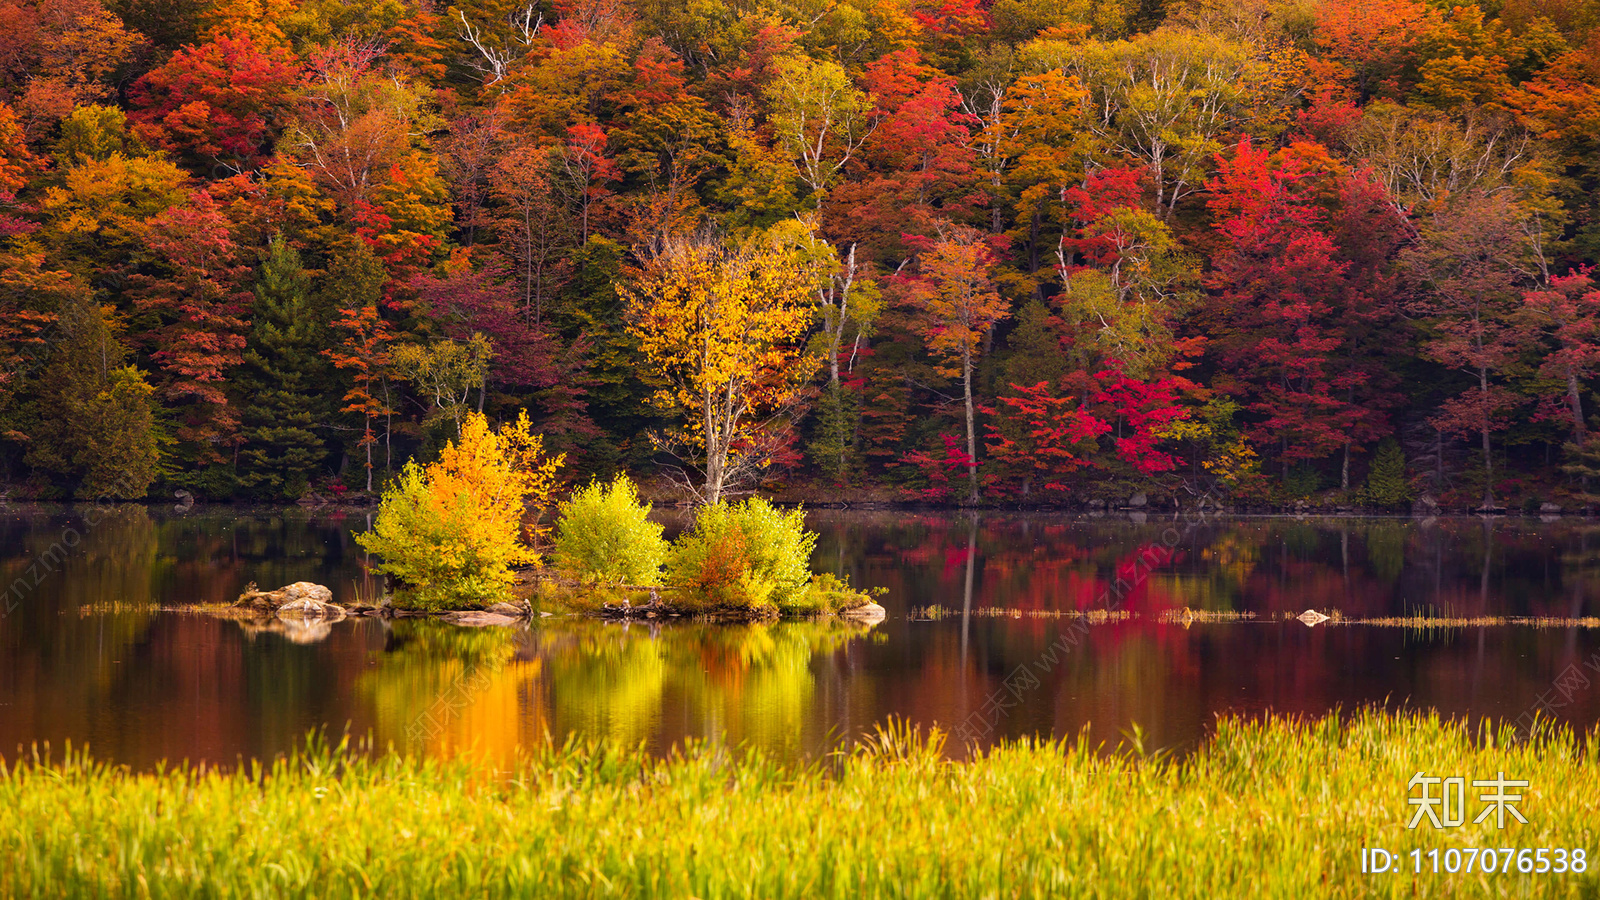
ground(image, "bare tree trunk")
xmin=704 ymin=397 xmax=722 ymax=506
xmin=1568 ymin=370 xmax=1587 ymax=445
xmin=1342 ymin=441 xmax=1350 ymax=492
xmin=383 ymin=377 xmax=393 ymax=477
xmin=991 ymin=174 xmax=1003 ymax=233
xmin=705 ymin=462 xmax=722 ymax=506
xmin=963 ymin=348 xmax=979 ymax=504
xmin=1153 ymin=152 xmax=1166 ymax=220
xmin=823 ymin=244 xmax=857 ymax=388
xmin=1435 ymin=426 xmax=1444 ymax=491
xmin=1480 ymin=366 xmax=1495 ymax=510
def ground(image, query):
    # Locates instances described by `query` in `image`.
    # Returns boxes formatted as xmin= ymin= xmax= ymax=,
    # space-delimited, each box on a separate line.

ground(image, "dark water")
xmin=2 ymin=505 xmax=1598 ymax=768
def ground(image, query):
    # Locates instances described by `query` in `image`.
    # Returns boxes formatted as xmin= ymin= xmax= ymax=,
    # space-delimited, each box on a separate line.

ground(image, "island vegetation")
xmin=352 ymin=408 xmax=876 ymax=614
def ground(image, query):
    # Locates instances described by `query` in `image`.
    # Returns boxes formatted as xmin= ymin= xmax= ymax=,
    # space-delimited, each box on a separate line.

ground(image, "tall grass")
xmin=2 ymin=711 xmax=1597 ymax=898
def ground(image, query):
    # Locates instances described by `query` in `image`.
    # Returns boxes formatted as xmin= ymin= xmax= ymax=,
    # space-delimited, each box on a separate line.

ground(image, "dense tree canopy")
xmin=2 ymin=0 xmax=1600 ymax=509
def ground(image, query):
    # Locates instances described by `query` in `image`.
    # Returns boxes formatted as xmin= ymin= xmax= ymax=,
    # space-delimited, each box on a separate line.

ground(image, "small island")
xmin=232 ymin=410 xmax=883 ymax=627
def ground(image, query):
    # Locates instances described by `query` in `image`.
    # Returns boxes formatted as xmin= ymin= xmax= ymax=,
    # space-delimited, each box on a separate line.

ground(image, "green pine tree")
xmin=556 ymin=236 xmax=664 ymax=475
xmin=26 ymin=297 xmax=161 ymax=499
xmin=1562 ymin=436 xmax=1600 ymax=507
xmin=808 ymin=381 xmax=862 ymax=484
xmin=238 ymin=236 xmax=333 ymax=500
xmin=1362 ymin=438 xmax=1412 ymax=508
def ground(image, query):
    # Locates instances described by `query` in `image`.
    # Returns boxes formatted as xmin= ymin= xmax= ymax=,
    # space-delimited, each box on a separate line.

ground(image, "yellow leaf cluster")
xmin=1158 ymin=404 xmax=1258 ymax=486
xmin=432 ymin=410 xmax=563 ymax=544
xmin=357 ymin=411 xmax=564 ymax=607
xmin=1202 ymin=436 xmax=1259 ymax=485
xmin=622 ymin=233 xmax=820 ymax=451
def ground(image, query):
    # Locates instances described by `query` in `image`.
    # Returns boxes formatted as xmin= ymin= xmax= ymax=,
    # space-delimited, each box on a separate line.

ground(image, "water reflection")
xmin=0 ymin=507 xmax=1597 ymax=767
xmin=356 ymin=618 xmax=885 ymax=764
xmin=361 ymin=621 xmax=529 ymax=760
xmin=807 ymin=512 xmax=1600 ymax=621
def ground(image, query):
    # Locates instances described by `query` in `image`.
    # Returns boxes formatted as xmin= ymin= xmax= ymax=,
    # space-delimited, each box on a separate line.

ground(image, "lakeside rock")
xmin=236 ymin=581 xmax=334 ymax=609
xmin=598 ymin=598 xmax=679 ymax=620
xmin=842 ymin=602 xmax=887 ymax=622
xmin=234 ymin=581 xmax=345 ymax=623
xmin=230 ymin=579 xmax=883 ymax=629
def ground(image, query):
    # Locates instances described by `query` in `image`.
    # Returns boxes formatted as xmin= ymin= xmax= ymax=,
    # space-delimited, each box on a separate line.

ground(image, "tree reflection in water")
xmin=3 ymin=509 xmax=1600 ymax=769
xmin=358 ymin=618 xmax=882 ymax=764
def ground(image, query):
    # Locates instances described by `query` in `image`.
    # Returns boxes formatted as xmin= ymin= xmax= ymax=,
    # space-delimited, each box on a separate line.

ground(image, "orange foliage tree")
xmin=900 ymin=224 xmax=1009 ymax=502
xmin=357 ymin=410 xmax=564 ymax=608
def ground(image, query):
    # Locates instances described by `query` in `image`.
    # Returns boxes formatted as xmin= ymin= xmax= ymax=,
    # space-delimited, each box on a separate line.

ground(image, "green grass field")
xmin=2 ymin=710 xmax=1597 ymax=898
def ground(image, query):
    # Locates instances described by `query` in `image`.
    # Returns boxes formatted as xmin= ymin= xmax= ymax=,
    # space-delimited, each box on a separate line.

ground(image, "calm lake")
xmin=2 ymin=505 xmax=1598 ymax=768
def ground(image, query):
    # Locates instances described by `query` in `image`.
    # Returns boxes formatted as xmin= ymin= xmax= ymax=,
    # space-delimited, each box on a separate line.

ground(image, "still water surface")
xmin=1 ymin=506 xmax=1597 ymax=767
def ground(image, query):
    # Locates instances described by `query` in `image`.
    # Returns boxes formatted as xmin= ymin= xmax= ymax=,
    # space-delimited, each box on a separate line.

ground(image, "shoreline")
xmin=3 ymin=497 xmax=1597 ymax=520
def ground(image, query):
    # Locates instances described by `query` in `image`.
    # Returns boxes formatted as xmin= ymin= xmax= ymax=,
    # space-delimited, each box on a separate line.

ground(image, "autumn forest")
xmin=3 ymin=0 xmax=1600 ymax=511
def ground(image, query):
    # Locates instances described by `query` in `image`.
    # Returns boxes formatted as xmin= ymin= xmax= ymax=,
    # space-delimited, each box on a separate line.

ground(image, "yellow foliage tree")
xmin=996 ymin=68 xmax=1088 ymax=299
xmin=357 ymin=411 xmax=563 ymax=608
xmin=1159 ymin=397 xmax=1259 ymax=491
xmin=622 ymin=229 xmax=822 ymax=504
xmin=201 ymin=0 xmax=295 ymax=44
xmin=763 ymin=55 xmax=877 ymax=204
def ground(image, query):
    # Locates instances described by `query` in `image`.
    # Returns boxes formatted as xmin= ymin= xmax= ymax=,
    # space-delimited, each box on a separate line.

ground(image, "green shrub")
xmin=665 ymin=498 xmax=817 ymax=612
xmin=357 ymin=462 xmax=512 ymax=609
xmin=551 ymin=476 xmax=668 ymax=586
xmin=355 ymin=412 xmax=563 ymax=610
xmin=783 ymin=572 xmax=879 ymax=615
xmin=1282 ymin=464 xmax=1322 ymax=499
xmin=1362 ymin=438 xmax=1412 ymax=507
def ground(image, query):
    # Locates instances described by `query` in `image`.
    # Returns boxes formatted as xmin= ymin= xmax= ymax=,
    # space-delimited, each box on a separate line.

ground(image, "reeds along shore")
xmin=910 ymin=606 xmax=1600 ymax=629
xmin=1 ymin=710 xmax=1597 ymax=898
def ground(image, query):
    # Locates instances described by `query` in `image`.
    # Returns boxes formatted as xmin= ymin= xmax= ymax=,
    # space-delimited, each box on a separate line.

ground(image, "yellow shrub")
xmin=357 ymin=411 xmax=564 ymax=608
